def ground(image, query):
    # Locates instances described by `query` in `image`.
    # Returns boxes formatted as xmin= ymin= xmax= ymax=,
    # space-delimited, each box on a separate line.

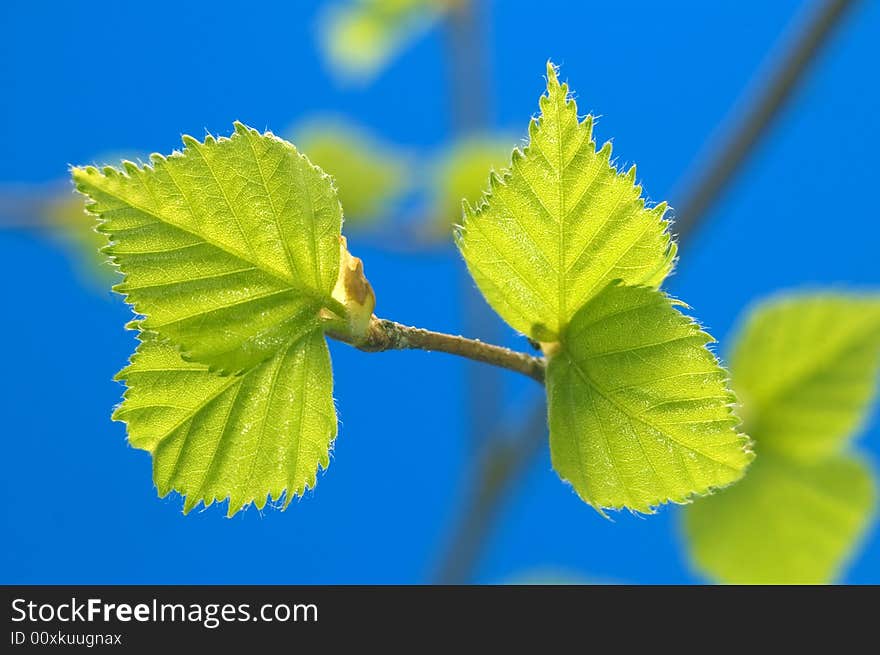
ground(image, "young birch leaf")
xmin=456 ymin=63 xmax=676 ymax=341
xmin=729 ymin=295 xmax=880 ymax=460
xmin=547 ymin=284 xmax=753 ymax=512
xmin=683 ymin=453 xmax=876 ymax=584
xmin=115 ymin=330 xmax=336 ymax=516
xmin=71 ymin=122 xmax=343 ymax=374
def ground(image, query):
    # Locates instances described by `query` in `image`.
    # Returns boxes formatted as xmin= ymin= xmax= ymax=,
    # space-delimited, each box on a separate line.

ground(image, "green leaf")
xmin=547 ymin=283 xmax=753 ymax=513
xmin=293 ymin=118 xmax=407 ymax=227
xmin=115 ymin=330 xmax=337 ymax=516
xmin=72 ymin=122 xmax=344 ymax=374
xmin=427 ymin=136 xmax=512 ymax=237
xmin=683 ymin=292 xmax=880 ymax=583
xmin=320 ymin=0 xmax=449 ymax=81
xmin=683 ymin=452 xmax=876 ymax=584
xmin=456 ymin=63 xmax=676 ymax=341
xmin=730 ymin=294 xmax=880 ymax=460
xmin=454 ymin=64 xmax=748 ymax=513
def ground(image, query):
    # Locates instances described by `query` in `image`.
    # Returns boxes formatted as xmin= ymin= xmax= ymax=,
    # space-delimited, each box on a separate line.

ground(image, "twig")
xmin=330 ymin=316 xmax=545 ymax=384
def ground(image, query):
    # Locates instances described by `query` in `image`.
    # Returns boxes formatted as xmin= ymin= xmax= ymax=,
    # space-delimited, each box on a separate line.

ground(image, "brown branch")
xmin=330 ymin=316 xmax=546 ymax=384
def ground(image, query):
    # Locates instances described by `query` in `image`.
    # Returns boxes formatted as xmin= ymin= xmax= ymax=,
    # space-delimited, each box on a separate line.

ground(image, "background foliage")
xmin=1 ymin=0 xmax=878 ymax=583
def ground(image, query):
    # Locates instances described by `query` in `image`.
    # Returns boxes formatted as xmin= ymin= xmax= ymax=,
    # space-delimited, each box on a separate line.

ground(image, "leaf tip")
xmin=546 ymin=60 xmax=559 ymax=86
xmin=69 ymin=164 xmax=87 ymax=180
xmin=182 ymin=494 xmax=200 ymax=515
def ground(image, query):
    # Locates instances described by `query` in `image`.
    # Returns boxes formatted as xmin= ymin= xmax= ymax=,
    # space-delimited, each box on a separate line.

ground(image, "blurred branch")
xmin=435 ymin=402 xmax=547 ymax=584
xmin=443 ymin=0 xmax=505 ymax=449
xmin=0 ymin=183 xmax=62 ymax=229
xmin=445 ymin=0 xmax=491 ymax=134
xmin=672 ymin=0 xmax=858 ymax=244
xmin=434 ymin=0 xmax=860 ymax=584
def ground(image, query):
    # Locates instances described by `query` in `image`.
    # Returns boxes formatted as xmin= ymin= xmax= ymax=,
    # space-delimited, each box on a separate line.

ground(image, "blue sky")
xmin=1 ymin=0 xmax=878 ymax=583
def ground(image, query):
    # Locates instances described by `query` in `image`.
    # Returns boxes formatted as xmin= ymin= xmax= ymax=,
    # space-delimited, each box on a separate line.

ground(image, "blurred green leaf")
xmin=731 ymin=294 xmax=880 ymax=460
xmin=684 ymin=293 xmax=880 ymax=583
xmin=320 ymin=0 xmax=454 ymax=81
xmin=426 ymin=136 xmax=512 ymax=238
xmin=293 ymin=118 xmax=408 ymax=228
xmin=684 ymin=452 xmax=875 ymax=584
